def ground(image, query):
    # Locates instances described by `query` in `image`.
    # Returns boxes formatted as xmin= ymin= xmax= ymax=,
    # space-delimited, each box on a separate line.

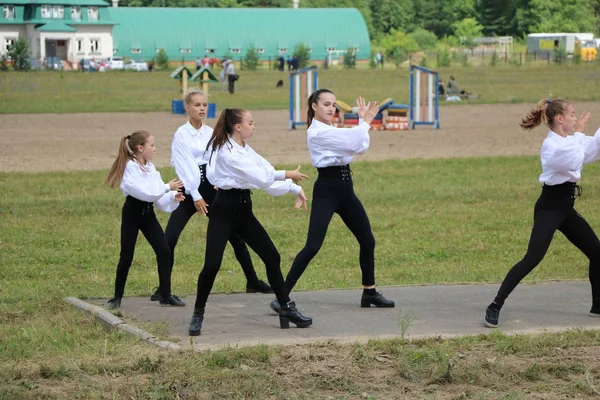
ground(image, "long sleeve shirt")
xmin=120 ymin=160 xmax=180 ymax=212
xmin=307 ymin=118 xmax=370 ymax=168
xmin=539 ymin=129 xmax=600 ymax=185
xmin=170 ymin=122 xmax=213 ymax=202
xmin=206 ymin=139 xmax=301 ymax=197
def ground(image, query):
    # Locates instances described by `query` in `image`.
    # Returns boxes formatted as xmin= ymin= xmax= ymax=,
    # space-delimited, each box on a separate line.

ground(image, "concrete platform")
xmin=80 ymin=281 xmax=600 ymax=351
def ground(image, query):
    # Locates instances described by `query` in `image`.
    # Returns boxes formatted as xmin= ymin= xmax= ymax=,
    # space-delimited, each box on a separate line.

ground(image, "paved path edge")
xmin=64 ymin=296 xmax=183 ymax=352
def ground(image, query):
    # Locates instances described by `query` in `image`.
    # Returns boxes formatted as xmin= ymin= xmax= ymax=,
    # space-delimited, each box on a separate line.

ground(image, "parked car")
xmin=43 ymin=56 xmax=63 ymax=70
xmin=124 ymin=59 xmax=148 ymax=72
xmin=28 ymin=58 xmax=43 ymax=70
xmin=108 ymin=56 xmax=124 ymax=70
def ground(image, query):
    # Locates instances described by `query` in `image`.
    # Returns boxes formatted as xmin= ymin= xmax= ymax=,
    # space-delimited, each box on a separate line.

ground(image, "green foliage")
xmin=369 ymin=51 xmax=377 ymax=69
xmin=573 ymin=42 xmax=582 ymax=65
xmin=155 ymin=49 xmax=169 ymax=70
xmin=453 ymin=18 xmax=483 ymax=49
xmin=343 ymin=48 xmax=356 ymax=69
xmin=9 ymin=38 xmax=30 ymax=71
xmin=293 ymin=43 xmax=311 ymax=69
xmin=419 ymin=56 xmax=428 ymax=68
xmin=407 ymin=28 xmax=438 ymax=51
xmin=0 ymin=53 xmax=9 ymax=71
xmin=243 ymin=45 xmax=260 ymax=70
xmin=380 ymin=29 xmax=420 ymax=66
xmin=437 ymin=47 xmax=451 ymax=67
xmin=371 ymin=0 xmax=416 ymax=39
xmin=490 ymin=51 xmax=499 ymax=66
xmin=529 ymin=0 xmax=596 ymax=33
xmin=554 ymin=45 xmax=567 ymax=65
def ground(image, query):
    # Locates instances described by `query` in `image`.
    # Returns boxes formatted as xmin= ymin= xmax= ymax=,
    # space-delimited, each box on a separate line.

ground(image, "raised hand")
xmin=356 ymin=97 xmax=379 ymax=124
xmin=356 ymin=96 xmax=368 ymax=119
xmin=286 ymin=165 xmax=309 ymax=184
xmin=175 ymin=193 xmax=185 ymax=202
xmin=169 ymin=178 xmax=184 ymax=191
xmin=575 ymin=111 xmax=591 ymax=133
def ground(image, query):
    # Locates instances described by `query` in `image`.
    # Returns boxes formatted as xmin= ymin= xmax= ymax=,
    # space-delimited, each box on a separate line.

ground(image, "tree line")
xmin=115 ymin=0 xmax=600 ymax=41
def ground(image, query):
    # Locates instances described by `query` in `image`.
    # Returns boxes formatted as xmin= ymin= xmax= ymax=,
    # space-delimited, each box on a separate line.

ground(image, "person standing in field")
xmin=485 ymin=99 xmax=600 ymax=328
xmin=149 ymin=88 xmax=273 ymax=301
xmin=104 ymin=130 xmax=186 ymax=310
xmin=270 ymin=89 xmax=395 ymax=313
xmin=188 ymin=108 xmax=312 ymax=336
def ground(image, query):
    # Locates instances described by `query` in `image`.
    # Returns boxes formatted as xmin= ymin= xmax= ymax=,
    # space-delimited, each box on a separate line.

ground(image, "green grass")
xmin=3 ymin=64 xmax=600 ymax=114
xmin=4 ymin=156 xmax=600 ymax=398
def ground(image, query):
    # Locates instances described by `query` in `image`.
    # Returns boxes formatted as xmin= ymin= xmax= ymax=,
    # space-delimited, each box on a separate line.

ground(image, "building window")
xmin=52 ymin=5 xmax=64 ymax=18
xmin=229 ymin=48 xmax=240 ymax=53
xmin=5 ymin=38 xmax=15 ymax=52
xmin=155 ymin=48 xmax=164 ymax=53
xmin=3 ymin=5 xmax=15 ymax=19
xmin=41 ymin=5 xmax=51 ymax=18
xmin=255 ymin=48 xmax=265 ymax=53
xmin=113 ymin=48 xmax=117 ymax=54
xmin=326 ymin=47 xmax=336 ymax=52
xmin=130 ymin=48 xmax=141 ymax=54
xmin=87 ymin=6 xmax=98 ymax=21
xmin=71 ymin=6 xmax=81 ymax=20
xmin=205 ymin=48 xmax=215 ymax=53
xmin=180 ymin=48 xmax=192 ymax=54
xmin=76 ymin=39 xmax=83 ymax=52
xmin=90 ymin=39 xmax=99 ymax=53
xmin=353 ymin=47 xmax=359 ymax=52
xmin=307 ymin=48 xmax=313 ymax=53
xmin=278 ymin=48 xmax=287 ymax=53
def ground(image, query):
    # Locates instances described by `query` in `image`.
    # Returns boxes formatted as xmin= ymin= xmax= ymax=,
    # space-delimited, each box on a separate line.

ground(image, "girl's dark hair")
xmin=307 ymin=88 xmax=334 ymax=126
xmin=105 ymin=130 xmax=151 ymax=188
xmin=206 ymin=108 xmax=246 ymax=162
xmin=520 ymin=98 xmax=569 ymax=131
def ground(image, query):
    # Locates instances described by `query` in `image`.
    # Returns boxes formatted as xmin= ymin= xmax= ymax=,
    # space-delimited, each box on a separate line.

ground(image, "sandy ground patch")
xmin=2 ymin=103 xmax=600 ymax=173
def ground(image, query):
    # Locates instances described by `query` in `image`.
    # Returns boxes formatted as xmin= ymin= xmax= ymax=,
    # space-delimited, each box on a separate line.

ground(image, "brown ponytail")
xmin=307 ymin=88 xmax=334 ymax=126
xmin=206 ymin=108 xmax=246 ymax=163
xmin=520 ymin=98 xmax=569 ymax=131
xmin=104 ymin=130 xmax=151 ymax=188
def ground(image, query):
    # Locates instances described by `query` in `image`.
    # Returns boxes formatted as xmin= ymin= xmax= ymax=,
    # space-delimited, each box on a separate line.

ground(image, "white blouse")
xmin=307 ymin=118 xmax=371 ymax=168
xmin=171 ymin=122 xmax=214 ymax=202
xmin=120 ymin=160 xmax=180 ymax=212
xmin=539 ymin=129 xmax=600 ymax=185
xmin=206 ymin=139 xmax=301 ymax=197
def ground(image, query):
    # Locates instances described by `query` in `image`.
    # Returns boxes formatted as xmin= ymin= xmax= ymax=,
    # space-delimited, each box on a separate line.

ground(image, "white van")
xmin=108 ymin=56 xmax=124 ymax=70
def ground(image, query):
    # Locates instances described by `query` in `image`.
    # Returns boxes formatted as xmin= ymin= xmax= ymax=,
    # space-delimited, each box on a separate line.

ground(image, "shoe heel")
xmin=279 ymin=316 xmax=290 ymax=329
xmin=361 ymin=299 xmax=371 ymax=308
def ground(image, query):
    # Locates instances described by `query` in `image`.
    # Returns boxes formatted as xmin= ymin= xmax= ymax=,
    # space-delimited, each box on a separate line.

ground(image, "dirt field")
xmin=2 ymin=102 xmax=600 ymax=173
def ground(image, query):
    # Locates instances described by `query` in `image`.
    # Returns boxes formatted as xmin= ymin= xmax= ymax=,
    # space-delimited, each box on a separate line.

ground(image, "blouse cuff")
xmin=164 ymin=183 xmax=170 ymax=193
xmin=290 ymin=183 xmax=302 ymax=196
xmin=274 ymin=170 xmax=286 ymax=181
xmin=191 ymin=189 xmax=202 ymax=202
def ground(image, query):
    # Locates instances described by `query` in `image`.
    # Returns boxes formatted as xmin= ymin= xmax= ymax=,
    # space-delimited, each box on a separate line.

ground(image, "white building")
xmin=0 ymin=0 xmax=117 ymax=64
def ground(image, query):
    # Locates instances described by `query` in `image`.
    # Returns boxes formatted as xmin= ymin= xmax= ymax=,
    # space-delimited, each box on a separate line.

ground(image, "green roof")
xmin=35 ymin=20 xmax=77 ymax=31
xmin=4 ymin=0 xmax=109 ymax=5
xmin=111 ymin=8 xmax=370 ymax=61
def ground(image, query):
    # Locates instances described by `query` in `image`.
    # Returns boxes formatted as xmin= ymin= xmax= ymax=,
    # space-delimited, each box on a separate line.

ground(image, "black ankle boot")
xmin=150 ymin=287 xmax=160 ymax=301
xmin=246 ymin=279 xmax=274 ymax=294
xmin=107 ymin=297 xmax=121 ymax=310
xmin=279 ymin=302 xmax=312 ymax=329
xmin=159 ymin=294 xmax=185 ymax=307
xmin=361 ymin=291 xmax=395 ymax=308
xmin=188 ymin=309 xmax=205 ymax=336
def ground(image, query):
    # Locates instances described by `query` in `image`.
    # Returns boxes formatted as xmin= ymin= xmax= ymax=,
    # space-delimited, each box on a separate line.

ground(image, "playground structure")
xmin=170 ymin=65 xmax=218 ymax=117
xmin=409 ymin=65 xmax=440 ymax=129
xmin=289 ymin=65 xmax=318 ymax=129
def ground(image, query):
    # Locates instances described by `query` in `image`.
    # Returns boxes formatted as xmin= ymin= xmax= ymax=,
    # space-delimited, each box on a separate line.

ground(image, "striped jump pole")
xmin=409 ymin=65 xmax=440 ymax=129
xmin=289 ymin=65 xmax=319 ymax=129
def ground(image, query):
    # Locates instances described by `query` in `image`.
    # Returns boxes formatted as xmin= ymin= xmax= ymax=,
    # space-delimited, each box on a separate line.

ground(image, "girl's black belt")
xmin=317 ymin=164 xmax=352 ymax=181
